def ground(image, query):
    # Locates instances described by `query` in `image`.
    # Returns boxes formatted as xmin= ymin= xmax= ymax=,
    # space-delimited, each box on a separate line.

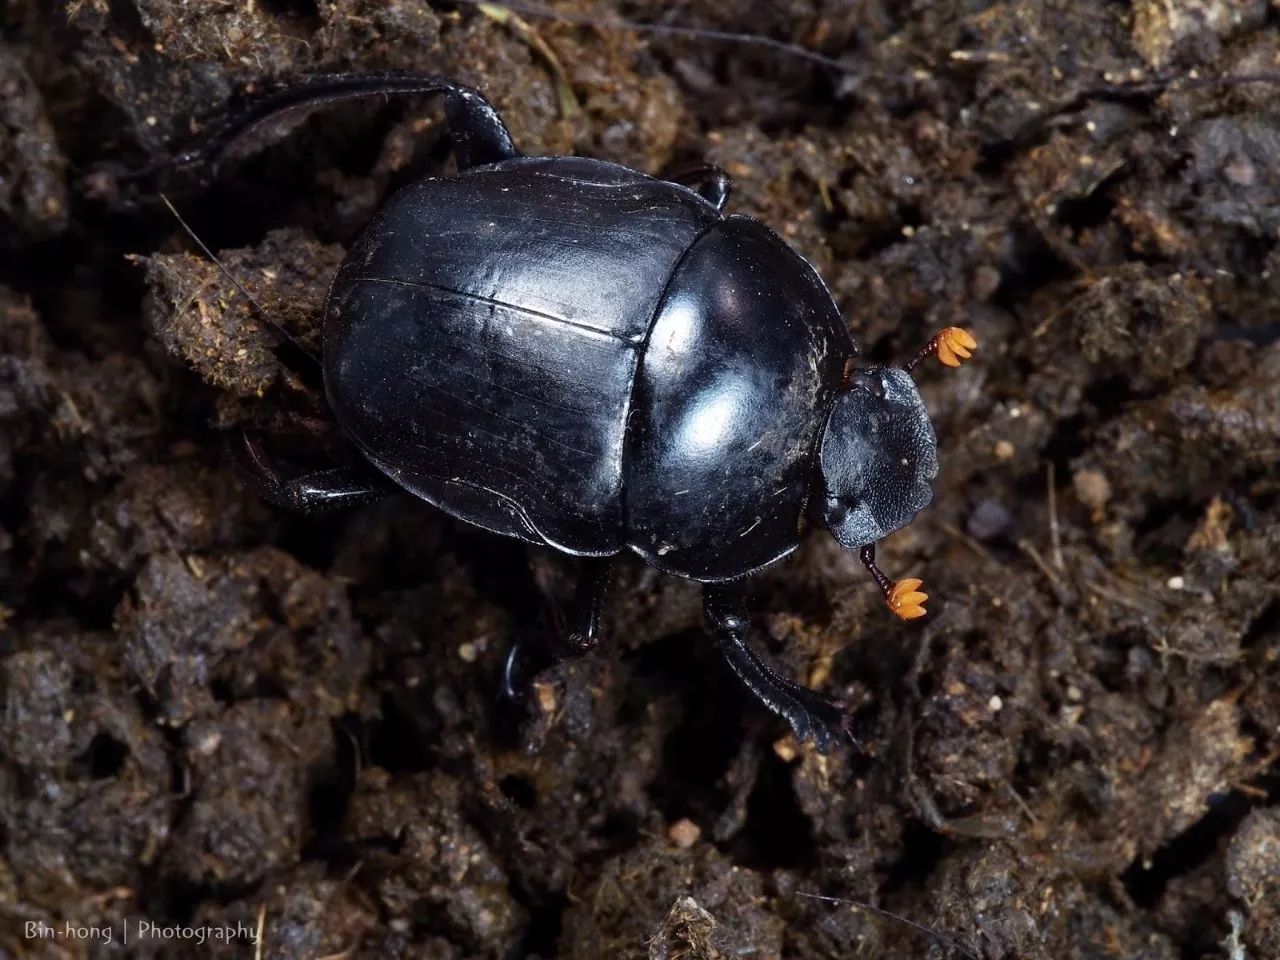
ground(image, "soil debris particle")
xmin=1226 ymin=808 xmax=1280 ymax=956
xmin=648 ymin=895 xmax=716 ymax=960
xmin=0 ymin=631 xmax=173 ymax=906
xmin=1070 ymin=265 xmax=1209 ymax=382
xmin=344 ymin=768 xmax=527 ymax=954
xmin=116 ymin=547 xmax=366 ymax=727
xmin=1132 ymin=0 xmax=1269 ymax=69
xmin=560 ymin=841 xmax=783 ymax=960
xmin=162 ymin=698 xmax=335 ymax=889
xmin=193 ymin=864 xmax=378 ymax=960
xmin=1186 ymin=116 xmax=1280 ymax=235
xmin=0 ymin=44 xmax=68 ymax=242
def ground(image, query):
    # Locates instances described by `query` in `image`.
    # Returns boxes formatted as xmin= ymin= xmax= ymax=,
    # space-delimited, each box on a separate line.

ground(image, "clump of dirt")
xmin=142 ymin=228 xmax=344 ymax=400
xmin=2 ymin=1 xmax=1278 ymax=958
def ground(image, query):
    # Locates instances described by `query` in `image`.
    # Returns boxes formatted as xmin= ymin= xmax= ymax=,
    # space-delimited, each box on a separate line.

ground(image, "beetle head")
xmin=819 ymin=365 xmax=938 ymax=549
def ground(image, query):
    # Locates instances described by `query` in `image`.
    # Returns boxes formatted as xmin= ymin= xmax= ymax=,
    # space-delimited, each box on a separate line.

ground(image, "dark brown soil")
xmin=2 ymin=2 xmax=1279 ymax=958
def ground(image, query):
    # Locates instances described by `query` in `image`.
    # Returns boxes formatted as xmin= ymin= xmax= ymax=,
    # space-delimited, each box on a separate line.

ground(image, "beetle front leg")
xmin=704 ymin=583 xmax=853 ymax=753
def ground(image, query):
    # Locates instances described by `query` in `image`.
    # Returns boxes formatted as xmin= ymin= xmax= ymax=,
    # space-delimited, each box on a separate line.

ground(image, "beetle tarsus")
xmin=705 ymin=585 xmax=855 ymax=753
xmin=714 ymin=626 xmax=855 ymax=753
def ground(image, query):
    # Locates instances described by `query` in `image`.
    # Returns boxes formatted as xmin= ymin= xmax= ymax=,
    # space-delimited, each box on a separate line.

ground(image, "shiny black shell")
xmin=324 ymin=155 xmax=853 ymax=582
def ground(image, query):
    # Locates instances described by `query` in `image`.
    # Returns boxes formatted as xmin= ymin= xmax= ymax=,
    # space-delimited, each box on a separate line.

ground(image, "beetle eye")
xmin=824 ymin=495 xmax=850 ymax=523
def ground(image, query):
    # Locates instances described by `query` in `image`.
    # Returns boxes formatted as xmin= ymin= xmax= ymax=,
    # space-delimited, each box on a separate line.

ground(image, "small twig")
xmin=452 ymin=0 xmax=857 ymax=74
xmin=1047 ymin=461 xmax=1063 ymax=570
xmin=83 ymin=886 xmax=134 ymax=908
xmin=1147 ymin=634 xmax=1243 ymax=666
xmin=1235 ymin=783 xmax=1268 ymax=800
xmin=1003 ymin=780 xmax=1040 ymax=826
xmin=796 ymin=892 xmax=979 ymax=960
xmin=1018 ymin=539 xmax=1064 ymax=591
xmin=1081 ymin=578 xmax=1159 ymax=615
xmin=475 ymin=2 xmax=580 ymax=118
xmin=253 ymin=902 xmax=265 ymax=960
xmin=816 ymin=179 xmax=834 ymax=213
xmin=948 ymin=49 xmax=1012 ymax=64
xmin=939 ymin=520 xmax=997 ymax=565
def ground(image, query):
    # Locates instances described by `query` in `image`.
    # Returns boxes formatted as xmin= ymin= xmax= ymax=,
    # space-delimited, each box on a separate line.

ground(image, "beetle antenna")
xmin=860 ymin=543 xmax=928 ymax=621
xmin=795 ymin=892 xmax=979 ymax=960
xmin=450 ymin=0 xmax=857 ymax=74
xmin=903 ymin=326 xmax=976 ymax=374
xmin=158 ymin=193 xmax=322 ymax=367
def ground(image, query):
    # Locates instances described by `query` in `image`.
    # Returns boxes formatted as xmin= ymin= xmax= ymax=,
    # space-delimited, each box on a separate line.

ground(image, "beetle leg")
xmin=501 ymin=642 xmax=533 ymax=704
xmin=548 ymin=558 xmax=612 ymax=658
xmin=665 ymin=162 xmax=734 ymax=211
xmin=502 ymin=558 xmax=611 ymax=703
xmin=168 ymin=71 xmax=518 ymax=179
xmin=442 ymin=84 xmax=521 ymax=169
xmin=704 ymin=584 xmax=855 ymax=753
xmin=860 ymin=543 xmax=929 ymax=620
xmin=237 ymin=432 xmax=388 ymax=515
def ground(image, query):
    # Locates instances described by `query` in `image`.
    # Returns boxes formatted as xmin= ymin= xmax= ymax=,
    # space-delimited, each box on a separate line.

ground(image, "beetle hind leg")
xmin=665 ymin=161 xmax=733 ymax=211
xmin=237 ymin=432 xmax=389 ymax=515
xmin=704 ymin=584 xmax=855 ymax=753
xmin=169 ymin=72 xmax=519 ymax=180
xmin=443 ymin=84 xmax=521 ymax=169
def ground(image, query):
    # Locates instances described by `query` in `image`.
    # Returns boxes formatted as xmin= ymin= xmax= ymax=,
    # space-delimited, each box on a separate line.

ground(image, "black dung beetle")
xmin=183 ymin=72 xmax=977 ymax=752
